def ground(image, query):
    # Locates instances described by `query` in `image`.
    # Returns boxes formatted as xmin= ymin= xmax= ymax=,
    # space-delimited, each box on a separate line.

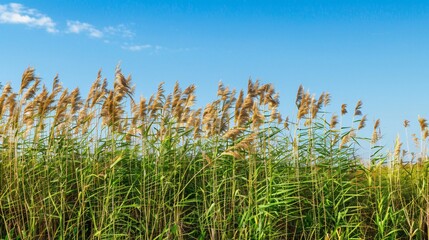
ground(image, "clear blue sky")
xmin=1 ymin=0 xmax=429 ymax=152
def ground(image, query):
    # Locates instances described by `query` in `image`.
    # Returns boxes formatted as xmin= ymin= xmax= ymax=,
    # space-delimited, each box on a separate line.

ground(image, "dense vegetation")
xmin=0 ymin=67 xmax=428 ymax=239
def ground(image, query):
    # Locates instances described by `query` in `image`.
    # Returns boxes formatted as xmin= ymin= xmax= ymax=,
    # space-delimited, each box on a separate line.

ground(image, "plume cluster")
xmin=1 ymin=68 xmax=429 ymax=240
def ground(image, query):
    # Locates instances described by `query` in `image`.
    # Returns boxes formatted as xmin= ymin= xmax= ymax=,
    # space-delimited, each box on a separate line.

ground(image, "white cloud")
xmin=122 ymin=44 xmax=152 ymax=51
xmin=0 ymin=3 xmax=163 ymax=52
xmin=0 ymin=2 xmax=57 ymax=33
xmin=104 ymin=24 xmax=135 ymax=39
xmin=66 ymin=20 xmax=103 ymax=38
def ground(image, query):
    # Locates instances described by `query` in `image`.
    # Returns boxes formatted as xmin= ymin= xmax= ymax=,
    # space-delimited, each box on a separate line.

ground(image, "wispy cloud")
xmin=66 ymin=20 xmax=103 ymax=38
xmin=69 ymin=22 xmax=152 ymax=51
xmin=1 ymin=2 xmax=166 ymax=52
xmin=104 ymin=24 xmax=135 ymax=39
xmin=0 ymin=2 xmax=57 ymax=33
xmin=122 ymin=44 xmax=152 ymax=51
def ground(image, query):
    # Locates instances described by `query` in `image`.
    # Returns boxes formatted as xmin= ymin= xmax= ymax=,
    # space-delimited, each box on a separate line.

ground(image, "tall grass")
xmin=0 ymin=67 xmax=428 ymax=239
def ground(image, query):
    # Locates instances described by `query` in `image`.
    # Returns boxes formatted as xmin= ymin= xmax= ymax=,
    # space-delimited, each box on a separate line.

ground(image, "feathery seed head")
xmin=217 ymin=81 xmax=225 ymax=96
xmin=23 ymin=78 xmax=40 ymax=102
xmin=247 ymin=79 xmax=257 ymax=97
xmin=23 ymin=100 xmax=36 ymax=128
xmin=374 ymin=119 xmax=380 ymax=130
xmin=311 ymin=95 xmax=320 ymax=119
xmin=358 ymin=115 xmax=367 ymax=130
xmin=235 ymin=90 xmax=244 ymax=109
xmin=424 ymin=129 xmax=429 ymax=140
xmin=114 ymin=69 xmax=135 ymax=103
xmin=323 ymin=92 xmax=331 ymax=106
xmin=172 ymin=81 xmax=182 ymax=108
xmin=54 ymin=89 xmax=69 ymax=124
xmin=252 ymin=102 xmax=264 ymax=130
xmin=317 ymin=93 xmax=324 ymax=109
xmin=340 ymin=130 xmax=355 ymax=149
xmin=223 ymin=127 xmax=244 ymax=140
xmin=276 ymin=112 xmax=283 ymax=124
xmin=162 ymin=94 xmax=172 ymax=116
xmin=183 ymin=84 xmax=196 ymax=95
xmin=371 ymin=119 xmax=381 ymax=144
xmin=371 ymin=130 xmax=379 ymax=145
xmin=223 ymin=150 xmax=243 ymax=159
xmin=70 ymin=88 xmax=82 ymax=115
xmin=242 ymin=94 xmax=253 ymax=111
xmin=52 ymin=74 xmax=63 ymax=94
xmin=235 ymin=90 xmax=244 ymax=123
xmin=412 ymin=134 xmax=419 ymax=148
xmin=20 ymin=67 xmax=36 ymax=94
xmin=394 ymin=135 xmax=402 ymax=159
xmin=297 ymin=92 xmax=310 ymax=120
xmin=234 ymin=133 xmax=257 ymax=151
xmin=330 ymin=114 xmax=338 ymax=129
xmin=284 ymin=116 xmax=290 ymax=130
xmin=418 ymin=116 xmax=427 ymax=131
xmin=183 ymin=85 xmax=197 ymax=108
xmin=268 ymin=92 xmax=280 ymax=109
xmin=341 ymin=104 xmax=347 ymax=115
xmin=138 ymin=97 xmax=147 ymax=120
xmin=6 ymin=93 xmax=17 ymax=116
xmin=2 ymin=83 xmax=12 ymax=95
xmin=354 ymin=100 xmax=362 ymax=116
xmin=296 ymin=85 xmax=304 ymax=109
xmin=403 ymin=120 xmax=410 ymax=128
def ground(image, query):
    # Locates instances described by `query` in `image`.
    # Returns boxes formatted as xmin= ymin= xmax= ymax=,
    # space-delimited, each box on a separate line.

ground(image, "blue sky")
xmin=1 ymin=0 xmax=429 ymax=152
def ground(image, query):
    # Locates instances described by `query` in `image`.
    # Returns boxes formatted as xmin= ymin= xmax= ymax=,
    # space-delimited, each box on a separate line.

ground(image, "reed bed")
xmin=0 ymin=67 xmax=428 ymax=239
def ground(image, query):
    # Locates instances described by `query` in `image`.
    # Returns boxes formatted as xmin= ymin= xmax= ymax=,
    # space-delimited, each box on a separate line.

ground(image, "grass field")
xmin=1 ymin=67 xmax=428 ymax=239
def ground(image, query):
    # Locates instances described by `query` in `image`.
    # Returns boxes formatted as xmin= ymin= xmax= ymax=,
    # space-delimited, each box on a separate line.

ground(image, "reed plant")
xmin=0 ymin=67 xmax=428 ymax=239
